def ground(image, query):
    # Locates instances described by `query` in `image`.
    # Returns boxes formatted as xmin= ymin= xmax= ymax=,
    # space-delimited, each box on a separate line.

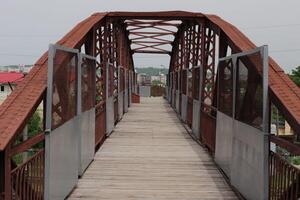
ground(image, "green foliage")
xmin=152 ymin=80 xmax=163 ymax=86
xmin=288 ymin=156 xmax=300 ymax=165
xmin=135 ymin=67 xmax=168 ymax=76
xmin=28 ymin=112 xmax=43 ymax=149
xmin=11 ymin=113 xmax=42 ymax=166
xmin=28 ymin=112 xmax=42 ymax=137
xmin=289 ymin=66 xmax=300 ymax=87
xmin=271 ymin=106 xmax=285 ymax=127
xmin=96 ymin=82 xmax=103 ymax=103
xmin=276 ymin=146 xmax=300 ymax=165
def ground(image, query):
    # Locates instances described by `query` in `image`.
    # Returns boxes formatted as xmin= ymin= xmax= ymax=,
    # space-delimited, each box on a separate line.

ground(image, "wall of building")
xmin=0 ymin=84 xmax=14 ymax=104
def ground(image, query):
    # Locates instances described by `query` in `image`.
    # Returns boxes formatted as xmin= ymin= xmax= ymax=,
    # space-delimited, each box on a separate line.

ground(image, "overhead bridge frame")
xmin=0 ymin=11 xmax=299 ymax=200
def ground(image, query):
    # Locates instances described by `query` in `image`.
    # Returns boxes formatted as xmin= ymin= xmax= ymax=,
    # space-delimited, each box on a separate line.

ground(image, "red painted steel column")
xmin=0 ymin=151 xmax=4 ymax=199
xmin=4 ymin=145 xmax=11 ymax=200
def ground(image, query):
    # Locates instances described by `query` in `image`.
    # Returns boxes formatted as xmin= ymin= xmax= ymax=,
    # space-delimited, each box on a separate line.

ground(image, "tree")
xmin=289 ymin=66 xmax=300 ymax=87
xmin=27 ymin=112 xmax=43 ymax=149
xmin=152 ymin=80 xmax=163 ymax=86
xmin=28 ymin=112 xmax=42 ymax=137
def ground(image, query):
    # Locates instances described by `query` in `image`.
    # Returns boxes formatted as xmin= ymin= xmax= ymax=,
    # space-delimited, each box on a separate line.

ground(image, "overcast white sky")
xmin=0 ymin=0 xmax=300 ymax=72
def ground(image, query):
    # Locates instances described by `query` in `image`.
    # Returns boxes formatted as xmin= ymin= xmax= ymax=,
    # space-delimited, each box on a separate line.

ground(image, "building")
xmin=151 ymin=75 xmax=160 ymax=82
xmin=0 ymin=65 xmax=33 ymax=74
xmin=0 ymin=72 xmax=24 ymax=104
xmin=150 ymin=74 xmax=166 ymax=86
xmin=137 ymin=73 xmax=151 ymax=86
xmin=159 ymin=73 xmax=166 ymax=85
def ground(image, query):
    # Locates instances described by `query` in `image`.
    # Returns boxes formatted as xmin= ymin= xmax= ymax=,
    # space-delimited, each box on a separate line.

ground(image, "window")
xmin=218 ymin=59 xmax=233 ymax=116
xmin=193 ymin=67 xmax=200 ymax=100
xmin=51 ymin=50 xmax=78 ymax=130
xmin=188 ymin=69 xmax=192 ymax=97
xmin=0 ymin=85 xmax=4 ymax=92
xmin=181 ymin=70 xmax=187 ymax=95
xmin=235 ymin=53 xmax=263 ymax=130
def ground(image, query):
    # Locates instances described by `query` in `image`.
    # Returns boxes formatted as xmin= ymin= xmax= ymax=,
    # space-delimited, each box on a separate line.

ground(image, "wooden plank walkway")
xmin=68 ymin=97 xmax=238 ymax=200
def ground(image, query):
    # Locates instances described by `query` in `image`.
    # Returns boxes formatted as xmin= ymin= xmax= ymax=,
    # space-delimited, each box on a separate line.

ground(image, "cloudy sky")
xmin=0 ymin=0 xmax=299 ymax=72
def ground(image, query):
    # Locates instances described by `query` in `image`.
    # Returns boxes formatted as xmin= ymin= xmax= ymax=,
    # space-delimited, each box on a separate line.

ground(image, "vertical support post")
xmin=202 ymin=27 xmax=216 ymax=110
xmin=4 ymin=145 xmax=11 ymax=200
xmin=84 ymin=30 xmax=95 ymax=56
xmin=0 ymin=151 xmax=4 ymax=199
xmin=106 ymin=63 xmax=109 ymax=103
xmin=232 ymin=57 xmax=237 ymax=119
xmin=186 ymin=70 xmax=189 ymax=97
xmin=44 ymin=44 xmax=55 ymax=200
xmin=198 ymin=65 xmax=203 ymax=137
xmin=45 ymin=44 xmax=55 ymax=133
xmin=103 ymin=22 xmax=108 ymax=105
xmin=199 ymin=66 xmax=203 ymax=105
xmin=262 ymin=45 xmax=269 ymax=199
xmin=77 ymin=54 xmax=83 ymax=116
xmin=262 ymin=45 xmax=269 ymax=133
xmin=22 ymin=126 xmax=28 ymax=161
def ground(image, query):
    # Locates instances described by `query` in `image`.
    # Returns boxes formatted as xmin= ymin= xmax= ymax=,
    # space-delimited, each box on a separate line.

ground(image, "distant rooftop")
xmin=0 ymin=72 xmax=24 ymax=84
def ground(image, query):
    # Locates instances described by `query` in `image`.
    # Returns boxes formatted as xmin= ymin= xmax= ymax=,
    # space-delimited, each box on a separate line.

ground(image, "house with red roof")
xmin=0 ymin=72 xmax=24 ymax=103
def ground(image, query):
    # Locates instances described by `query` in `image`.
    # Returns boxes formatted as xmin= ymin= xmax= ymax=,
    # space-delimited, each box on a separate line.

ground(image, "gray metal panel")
xmin=171 ymin=89 xmax=174 ymax=107
xmin=192 ymin=100 xmax=200 ymax=139
xmin=231 ymin=121 xmax=268 ymax=200
xmin=106 ymin=96 xmax=114 ymax=135
xmin=181 ymin=94 xmax=187 ymax=122
xmin=165 ymin=86 xmax=168 ymax=99
xmin=118 ymin=91 xmax=124 ymax=120
xmin=129 ymin=71 xmax=132 ymax=106
xmin=175 ymin=90 xmax=180 ymax=113
xmin=139 ymin=86 xmax=151 ymax=97
xmin=118 ymin=66 xmax=124 ymax=119
xmin=44 ymin=117 xmax=79 ymax=200
xmin=135 ymin=85 xmax=138 ymax=94
xmin=215 ymin=111 xmax=233 ymax=177
xmin=79 ymin=108 xmax=95 ymax=176
xmin=165 ymin=86 xmax=167 ymax=98
xmin=169 ymin=72 xmax=173 ymax=103
xmin=168 ymin=86 xmax=172 ymax=103
xmin=172 ymin=89 xmax=176 ymax=108
xmin=215 ymin=45 xmax=269 ymax=199
xmin=124 ymin=70 xmax=129 ymax=112
xmin=106 ymin=63 xmax=114 ymax=136
xmin=45 ymin=44 xmax=80 ymax=200
xmin=124 ymin=89 xmax=129 ymax=113
xmin=262 ymin=46 xmax=269 ymax=133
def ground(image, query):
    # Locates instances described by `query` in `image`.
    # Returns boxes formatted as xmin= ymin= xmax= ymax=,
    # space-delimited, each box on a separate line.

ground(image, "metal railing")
xmin=200 ymin=103 xmax=217 ymax=153
xmin=270 ymin=135 xmax=300 ymax=199
xmin=95 ymin=101 xmax=106 ymax=150
xmin=11 ymin=150 xmax=44 ymax=200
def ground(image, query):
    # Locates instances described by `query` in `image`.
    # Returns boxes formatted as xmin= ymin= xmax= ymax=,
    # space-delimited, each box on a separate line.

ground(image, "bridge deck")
xmin=68 ymin=97 xmax=238 ymax=199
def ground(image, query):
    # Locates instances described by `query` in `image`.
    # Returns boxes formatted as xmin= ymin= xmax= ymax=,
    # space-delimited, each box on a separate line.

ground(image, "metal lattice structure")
xmin=0 ymin=11 xmax=299 ymax=200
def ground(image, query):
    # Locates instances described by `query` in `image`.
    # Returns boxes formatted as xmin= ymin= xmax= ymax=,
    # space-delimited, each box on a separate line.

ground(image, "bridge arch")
xmin=0 ymin=11 xmax=299 ymax=199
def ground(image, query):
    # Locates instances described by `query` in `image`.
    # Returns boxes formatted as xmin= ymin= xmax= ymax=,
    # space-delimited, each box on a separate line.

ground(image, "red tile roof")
xmin=206 ymin=14 xmax=300 ymax=132
xmin=0 ymin=13 xmax=106 ymax=150
xmin=0 ymin=72 xmax=24 ymax=84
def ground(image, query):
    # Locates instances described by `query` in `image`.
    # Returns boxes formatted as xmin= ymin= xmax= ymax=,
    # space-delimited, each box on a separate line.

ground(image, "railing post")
xmin=262 ymin=45 xmax=269 ymax=200
xmin=0 ymin=151 xmax=4 ymax=199
xmin=4 ymin=145 xmax=11 ymax=200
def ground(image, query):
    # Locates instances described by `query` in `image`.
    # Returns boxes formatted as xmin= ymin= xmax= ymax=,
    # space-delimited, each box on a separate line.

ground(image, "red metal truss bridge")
xmin=0 ymin=11 xmax=300 ymax=200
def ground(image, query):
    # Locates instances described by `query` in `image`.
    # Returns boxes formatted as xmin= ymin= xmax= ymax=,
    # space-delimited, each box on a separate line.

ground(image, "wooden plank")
xmin=68 ymin=97 xmax=238 ymax=199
